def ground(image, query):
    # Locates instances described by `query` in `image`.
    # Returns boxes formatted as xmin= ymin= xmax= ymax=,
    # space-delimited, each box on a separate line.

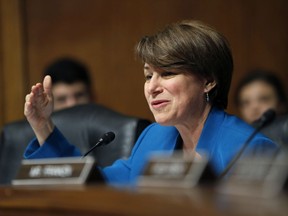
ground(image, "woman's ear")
xmin=204 ymin=80 xmax=217 ymax=93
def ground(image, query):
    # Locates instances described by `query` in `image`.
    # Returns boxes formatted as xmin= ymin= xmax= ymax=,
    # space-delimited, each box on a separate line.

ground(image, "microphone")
xmin=218 ymin=109 xmax=276 ymax=179
xmin=255 ymin=108 xmax=276 ymax=128
xmin=82 ymin=132 xmax=115 ymax=158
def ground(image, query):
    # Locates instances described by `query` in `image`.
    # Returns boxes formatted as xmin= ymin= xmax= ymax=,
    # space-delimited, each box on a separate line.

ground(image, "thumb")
xmin=43 ymin=75 xmax=53 ymax=97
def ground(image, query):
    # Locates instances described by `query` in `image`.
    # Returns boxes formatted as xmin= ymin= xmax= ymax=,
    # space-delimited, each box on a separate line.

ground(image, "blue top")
xmin=24 ymin=108 xmax=276 ymax=185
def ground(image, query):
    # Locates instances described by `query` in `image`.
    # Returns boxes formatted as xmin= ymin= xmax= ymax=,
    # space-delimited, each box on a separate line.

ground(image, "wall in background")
xmin=1 ymin=0 xmax=287 ymax=128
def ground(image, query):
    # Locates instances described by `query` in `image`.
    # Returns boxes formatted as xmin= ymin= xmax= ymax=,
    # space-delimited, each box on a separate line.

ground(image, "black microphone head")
xmin=100 ymin=131 xmax=115 ymax=144
xmin=259 ymin=109 xmax=276 ymax=127
xmin=82 ymin=131 xmax=116 ymax=157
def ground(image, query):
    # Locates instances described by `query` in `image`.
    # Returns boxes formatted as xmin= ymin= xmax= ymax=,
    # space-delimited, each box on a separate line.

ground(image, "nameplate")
xmin=12 ymin=156 xmax=104 ymax=186
xmin=138 ymin=151 xmax=216 ymax=188
xmin=217 ymin=150 xmax=288 ymax=197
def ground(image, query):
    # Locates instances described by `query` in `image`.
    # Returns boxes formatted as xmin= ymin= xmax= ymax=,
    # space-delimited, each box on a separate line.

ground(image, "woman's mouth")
xmin=151 ymin=100 xmax=169 ymax=109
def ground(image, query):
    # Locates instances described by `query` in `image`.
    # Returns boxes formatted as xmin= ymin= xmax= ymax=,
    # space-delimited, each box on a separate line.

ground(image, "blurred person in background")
xmin=235 ymin=69 xmax=288 ymax=125
xmin=43 ymin=57 xmax=94 ymax=111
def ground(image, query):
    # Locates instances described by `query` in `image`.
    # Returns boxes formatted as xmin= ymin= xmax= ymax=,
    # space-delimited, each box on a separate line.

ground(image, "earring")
xmin=205 ymin=92 xmax=210 ymax=102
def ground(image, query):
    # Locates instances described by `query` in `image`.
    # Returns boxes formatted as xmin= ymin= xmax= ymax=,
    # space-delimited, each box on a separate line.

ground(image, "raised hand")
xmin=24 ymin=75 xmax=55 ymax=145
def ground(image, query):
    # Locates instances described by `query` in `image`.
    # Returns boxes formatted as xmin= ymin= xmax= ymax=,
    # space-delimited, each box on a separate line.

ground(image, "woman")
xmin=24 ymin=20 xmax=276 ymax=185
xmin=235 ymin=69 xmax=288 ymax=124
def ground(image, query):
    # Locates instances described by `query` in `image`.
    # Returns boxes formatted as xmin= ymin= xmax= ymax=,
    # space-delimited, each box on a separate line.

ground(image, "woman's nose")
xmin=147 ymin=76 xmax=162 ymax=95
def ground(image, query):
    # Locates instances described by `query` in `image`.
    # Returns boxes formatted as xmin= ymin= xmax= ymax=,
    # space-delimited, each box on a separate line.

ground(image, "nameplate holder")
xmin=12 ymin=156 xmax=104 ymax=186
xmin=138 ymin=151 xmax=216 ymax=188
xmin=217 ymin=150 xmax=288 ymax=198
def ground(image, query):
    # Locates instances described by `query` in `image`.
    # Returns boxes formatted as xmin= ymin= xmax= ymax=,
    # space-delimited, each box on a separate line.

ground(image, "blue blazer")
xmin=24 ymin=108 xmax=276 ymax=185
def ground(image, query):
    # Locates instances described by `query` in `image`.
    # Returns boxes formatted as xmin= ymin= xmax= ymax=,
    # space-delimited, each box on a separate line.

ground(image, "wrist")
xmin=33 ymin=118 xmax=55 ymax=146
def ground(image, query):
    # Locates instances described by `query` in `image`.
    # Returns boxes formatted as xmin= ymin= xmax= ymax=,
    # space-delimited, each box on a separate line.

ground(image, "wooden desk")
xmin=0 ymin=184 xmax=287 ymax=216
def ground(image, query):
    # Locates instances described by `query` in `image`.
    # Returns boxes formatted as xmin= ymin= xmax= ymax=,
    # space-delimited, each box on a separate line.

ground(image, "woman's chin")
xmin=154 ymin=116 xmax=173 ymax=126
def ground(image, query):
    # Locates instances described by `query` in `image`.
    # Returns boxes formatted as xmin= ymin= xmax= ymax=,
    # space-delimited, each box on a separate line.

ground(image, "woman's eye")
xmin=144 ymin=74 xmax=152 ymax=81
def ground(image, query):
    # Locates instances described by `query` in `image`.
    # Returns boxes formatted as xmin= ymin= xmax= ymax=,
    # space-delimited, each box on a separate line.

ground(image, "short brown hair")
xmin=136 ymin=20 xmax=233 ymax=109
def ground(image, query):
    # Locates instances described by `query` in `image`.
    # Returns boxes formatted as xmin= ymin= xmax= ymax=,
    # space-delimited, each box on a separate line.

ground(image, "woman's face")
xmin=238 ymin=80 xmax=279 ymax=124
xmin=144 ymin=63 xmax=207 ymax=126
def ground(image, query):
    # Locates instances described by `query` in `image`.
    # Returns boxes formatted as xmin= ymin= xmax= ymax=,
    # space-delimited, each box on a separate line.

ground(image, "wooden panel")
xmin=0 ymin=1 xmax=3 ymax=126
xmin=0 ymin=0 xmax=287 ymax=127
xmin=0 ymin=0 xmax=26 ymax=127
